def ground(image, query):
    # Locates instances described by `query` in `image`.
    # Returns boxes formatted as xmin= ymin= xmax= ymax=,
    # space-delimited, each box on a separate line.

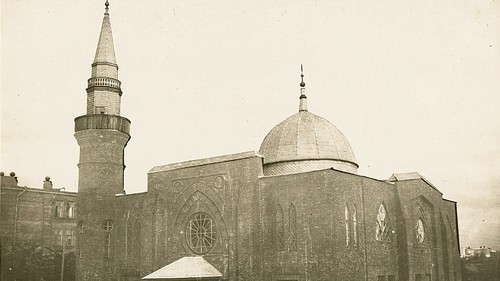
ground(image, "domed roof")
xmin=259 ymin=68 xmax=358 ymax=176
xmin=260 ymin=109 xmax=357 ymax=161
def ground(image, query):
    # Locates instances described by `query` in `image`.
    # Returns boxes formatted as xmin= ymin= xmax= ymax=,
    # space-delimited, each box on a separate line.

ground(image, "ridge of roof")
xmin=148 ymin=151 xmax=263 ymax=173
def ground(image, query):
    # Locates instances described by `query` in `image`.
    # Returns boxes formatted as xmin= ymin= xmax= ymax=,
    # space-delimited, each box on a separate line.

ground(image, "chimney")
xmin=0 ymin=172 xmax=19 ymax=187
xmin=43 ymin=176 xmax=53 ymax=190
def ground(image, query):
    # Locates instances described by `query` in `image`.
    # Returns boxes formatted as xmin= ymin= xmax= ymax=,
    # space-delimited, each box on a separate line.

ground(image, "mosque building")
xmin=70 ymin=2 xmax=462 ymax=281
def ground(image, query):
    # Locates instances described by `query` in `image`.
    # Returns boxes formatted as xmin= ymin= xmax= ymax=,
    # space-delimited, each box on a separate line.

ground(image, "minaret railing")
xmin=75 ymin=114 xmax=130 ymax=135
xmin=87 ymin=77 xmax=121 ymax=89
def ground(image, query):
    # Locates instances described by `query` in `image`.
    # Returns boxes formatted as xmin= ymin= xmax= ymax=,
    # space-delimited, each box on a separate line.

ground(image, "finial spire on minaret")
xmin=86 ymin=0 xmax=121 ymax=115
xmin=299 ymin=64 xmax=308 ymax=112
xmin=105 ymin=0 xmax=109 ymax=14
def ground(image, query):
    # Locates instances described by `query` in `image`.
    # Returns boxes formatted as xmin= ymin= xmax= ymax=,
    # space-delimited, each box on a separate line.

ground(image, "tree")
xmin=1 ymin=242 xmax=57 ymax=281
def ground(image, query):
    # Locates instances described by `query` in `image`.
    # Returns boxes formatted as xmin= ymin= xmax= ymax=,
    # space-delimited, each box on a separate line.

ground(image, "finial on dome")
xmin=105 ymin=0 xmax=109 ymax=14
xmin=300 ymin=64 xmax=306 ymax=88
xmin=299 ymin=64 xmax=308 ymax=112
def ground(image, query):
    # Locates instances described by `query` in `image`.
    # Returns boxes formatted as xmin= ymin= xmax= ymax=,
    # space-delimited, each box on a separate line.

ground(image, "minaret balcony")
xmin=87 ymin=77 xmax=121 ymax=90
xmin=75 ymin=114 xmax=130 ymax=135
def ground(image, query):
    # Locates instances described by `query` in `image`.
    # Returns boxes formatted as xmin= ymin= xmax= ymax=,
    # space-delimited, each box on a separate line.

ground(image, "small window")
xmin=388 ymin=275 xmax=396 ymax=281
xmin=78 ymin=221 xmax=85 ymax=233
xmin=55 ymin=201 xmax=66 ymax=218
xmin=415 ymin=274 xmax=422 ymax=281
xmin=288 ymin=203 xmax=297 ymax=251
xmin=68 ymin=202 xmax=76 ymax=218
xmin=54 ymin=229 xmax=63 ymax=246
xmin=95 ymin=106 xmax=105 ymax=114
xmin=65 ymin=230 xmax=75 ymax=246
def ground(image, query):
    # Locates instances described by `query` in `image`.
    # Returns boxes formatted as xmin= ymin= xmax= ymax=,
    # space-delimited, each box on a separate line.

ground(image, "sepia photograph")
xmin=1 ymin=0 xmax=499 ymax=280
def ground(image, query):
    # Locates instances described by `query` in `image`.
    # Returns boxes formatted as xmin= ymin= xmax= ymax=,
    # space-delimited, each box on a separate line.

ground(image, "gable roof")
xmin=142 ymin=256 xmax=222 ymax=280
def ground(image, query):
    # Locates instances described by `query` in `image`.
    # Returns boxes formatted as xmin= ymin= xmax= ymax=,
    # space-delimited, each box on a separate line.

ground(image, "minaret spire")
xmin=299 ymin=64 xmax=308 ymax=112
xmin=94 ymin=0 xmax=116 ymax=65
xmin=86 ymin=0 xmax=122 ymax=115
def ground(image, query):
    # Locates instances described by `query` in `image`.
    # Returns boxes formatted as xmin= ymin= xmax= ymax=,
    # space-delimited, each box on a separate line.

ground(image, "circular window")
xmin=186 ymin=213 xmax=217 ymax=254
xmin=103 ymin=220 xmax=114 ymax=232
xmin=416 ymin=218 xmax=425 ymax=243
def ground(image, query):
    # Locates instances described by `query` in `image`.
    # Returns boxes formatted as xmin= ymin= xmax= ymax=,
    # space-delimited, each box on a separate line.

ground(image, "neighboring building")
xmin=0 ymin=172 xmax=77 ymax=280
xmin=461 ymin=247 xmax=500 ymax=281
xmin=463 ymin=246 xmax=494 ymax=258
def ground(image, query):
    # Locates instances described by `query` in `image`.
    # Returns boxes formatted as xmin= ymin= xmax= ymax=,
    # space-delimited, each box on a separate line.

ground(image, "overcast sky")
xmin=2 ymin=0 xmax=499 ymax=250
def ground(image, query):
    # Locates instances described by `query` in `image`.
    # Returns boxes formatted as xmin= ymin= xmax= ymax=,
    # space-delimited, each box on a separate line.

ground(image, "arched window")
xmin=135 ymin=220 xmax=141 ymax=257
xmin=345 ymin=204 xmax=350 ymax=247
xmin=416 ymin=218 xmax=425 ymax=243
xmin=78 ymin=221 xmax=84 ymax=259
xmin=352 ymin=204 xmax=358 ymax=247
xmin=415 ymin=205 xmax=426 ymax=244
xmin=126 ymin=218 xmax=133 ymax=255
xmin=288 ymin=203 xmax=297 ymax=251
xmin=375 ymin=203 xmax=390 ymax=242
xmin=276 ymin=204 xmax=284 ymax=251
xmin=103 ymin=219 xmax=114 ymax=259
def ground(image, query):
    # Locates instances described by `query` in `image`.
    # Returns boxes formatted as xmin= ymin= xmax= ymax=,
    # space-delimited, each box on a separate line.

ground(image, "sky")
xmin=2 ymin=0 xmax=499 ymax=251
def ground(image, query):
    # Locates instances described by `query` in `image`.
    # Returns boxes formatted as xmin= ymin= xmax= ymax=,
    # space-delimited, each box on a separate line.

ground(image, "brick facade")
xmin=0 ymin=175 xmax=77 ymax=280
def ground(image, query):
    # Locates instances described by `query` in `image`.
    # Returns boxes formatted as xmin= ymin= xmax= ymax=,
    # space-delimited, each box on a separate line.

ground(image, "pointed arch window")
xmin=289 ymin=203 xmax=297 ymax=251
xmin=345 ymin=204 xmax=350 ymax=247
xmin=126 ymin=217 xmax=133 ymax=255
xmin=135 ymin=220 xmax=141 ymax=257
xmin=78 ymin=221 xmax=84 ymax=259
xmin=352 ymin=204 xmax=358 ymax=247
xmin=375 ymin=203 xmax=390 ymax=242
xmin=415 ymin=205 xmax=426 ymax=244
xmin=276 ymin=204 xmax=284 ymax=251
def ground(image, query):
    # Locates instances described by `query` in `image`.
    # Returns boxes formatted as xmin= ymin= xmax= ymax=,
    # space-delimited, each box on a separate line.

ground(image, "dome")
xmin=259 ymin=110 xmax=358 ymax=176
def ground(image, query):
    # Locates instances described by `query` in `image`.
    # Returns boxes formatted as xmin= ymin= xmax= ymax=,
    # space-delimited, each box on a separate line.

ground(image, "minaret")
xmin=299 ymin=64 xmax=308 ymax=112
xmin=74 ymin=1 xmax=129 ymax=279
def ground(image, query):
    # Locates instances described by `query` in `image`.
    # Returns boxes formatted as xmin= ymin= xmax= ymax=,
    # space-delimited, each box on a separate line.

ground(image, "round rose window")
xmin=186 ymin=213 xmax=217 ymax=254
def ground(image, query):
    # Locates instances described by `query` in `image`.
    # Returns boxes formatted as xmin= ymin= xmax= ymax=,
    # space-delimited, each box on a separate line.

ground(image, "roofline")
xmin=148 ymin=151 xmax=263 ymax=173
xmin=1 ymin=186 xmax=77 ymax=196
xmin=115 ymin=191 xmax=148 ymax=197
xmin=388 ymin=172 xmax=443 ymax=195
xmin=443 ymin=198 xmax=457 ymax=203
xmin=260 ymin=166 xmax=391 ymax=184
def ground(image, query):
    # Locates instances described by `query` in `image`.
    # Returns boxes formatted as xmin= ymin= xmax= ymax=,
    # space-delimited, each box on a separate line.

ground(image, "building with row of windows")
xmin=0 ymin=173 xmax=78 ymax=280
